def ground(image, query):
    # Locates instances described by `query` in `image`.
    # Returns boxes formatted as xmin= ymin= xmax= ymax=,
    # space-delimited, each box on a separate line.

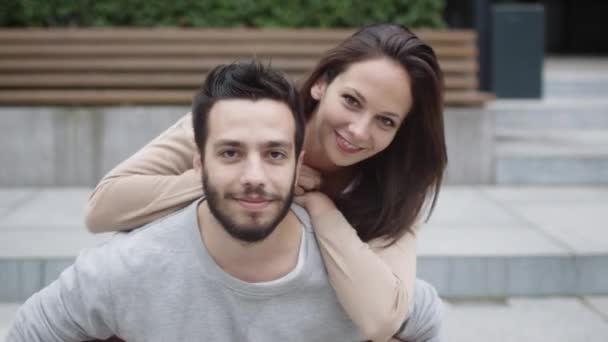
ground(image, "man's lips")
xmin=335 ymin=131 xmax=363 ymax=154
xmin=236 ymin=198 xmax=272 ymax=210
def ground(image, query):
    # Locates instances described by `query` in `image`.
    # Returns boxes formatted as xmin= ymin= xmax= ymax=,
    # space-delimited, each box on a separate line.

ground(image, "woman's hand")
xmin=295 ymin=164 xmax=322 ymax=196
xmin=293 ymin=164 xmax=337 ymax=217
xmin=293 ymin=191 xmax=337 ymax=218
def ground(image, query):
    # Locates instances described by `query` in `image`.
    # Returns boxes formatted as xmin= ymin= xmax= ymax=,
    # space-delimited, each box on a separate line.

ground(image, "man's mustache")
xmin=226 ymin=187 xmax=281 ymax=201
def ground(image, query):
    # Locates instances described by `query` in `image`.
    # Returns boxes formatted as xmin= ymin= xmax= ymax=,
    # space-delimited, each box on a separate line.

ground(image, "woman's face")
xmin=309 ymin=57 xmax=413 ymax=168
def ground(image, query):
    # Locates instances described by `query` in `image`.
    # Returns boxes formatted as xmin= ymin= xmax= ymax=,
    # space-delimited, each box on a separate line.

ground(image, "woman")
xmin=86 ymin=24 xmax=446 ymax=341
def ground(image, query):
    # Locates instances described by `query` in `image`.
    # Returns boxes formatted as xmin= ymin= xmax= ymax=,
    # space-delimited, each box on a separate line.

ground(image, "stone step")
xmin=545 ymin=80 xmax=608 ymax=98
xmin=1 ymin=187 xmax=607 ymax=302
xmin=496 ymin=129 xmax=608 ymax=158
xmin=3 ymin=298 xmax=608 ymax=341
xmin=0 ymin=303 xmax=21 ymax=341
xmin=416 ymin=186 xmax=608 ymax=298
xmin=3 ymin=297 xmax=607 ymax=341
xmin=494 ymin=129 xmax=608 ymax=184
xmin=491 ymin=99 xmax=608 ymax=130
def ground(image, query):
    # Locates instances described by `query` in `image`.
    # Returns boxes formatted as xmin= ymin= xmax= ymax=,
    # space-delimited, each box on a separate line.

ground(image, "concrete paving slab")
xmin=505 ymin=257 xmax=578 ymax=296
xmin=418 ymin=257 xmax=509 ymax=298
xmin=586 ymin=297 xmax=608 ymax=320
xmin=0 ymin=186 xmax=605 ymax=299
xmin=0 ymin=260 xmax=44 ymax=302
xmin=443 ymin=298 xmax=608 ymax=342
xmin=508 ymin=202 xmax=607 ymax=229
xmin=536 ymin=225 xmax=607 ymax=254
xmin=43 ymin=260 xmax=74 ymax=287
xmin=494 ymin=104 xmax=608 ymax=130
xmin=2 ymin=298 xmax=608 ymax=342
xmin=0 ymin=190 xmax=36 ymax=218
xmin=425 ymin=187 xmax=526 ymax=228
xmin=496 ymin=158 xmax=608 ymax=185
xmin=0 ymin=188 xmax=90 ymax=230
xmin=0 ymin=303 xmax=20 ymax=341
xmin=0 ymin=190 xmax=35 ymax=209
xmin=480 ymin=187 xmax=608 ymax=253
xmin=506 ymin=202 xmax=608 ymax=254
xmin=0 ymin=231 xmax=111 ymax=258
xmin=419 ymin=255 xmax=585 ymax=298
xmin=417 ymin=226 xmax=568 ymax=256
xmin=481 ymin=186 xmax=608 ymax=203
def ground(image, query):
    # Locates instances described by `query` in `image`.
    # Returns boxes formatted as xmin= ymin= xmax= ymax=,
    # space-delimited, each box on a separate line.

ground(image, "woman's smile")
xmin=334 ymin=130 xmax=364 ymax=154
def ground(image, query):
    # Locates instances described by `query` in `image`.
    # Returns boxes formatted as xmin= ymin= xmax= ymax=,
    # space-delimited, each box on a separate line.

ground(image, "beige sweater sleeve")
xmin=85 ymin=113 xmax=417 ymax=342
xmin=311 ymin=209 xmax=417 ymax=342
xmin=84 ymin=113 xmax=203 ymax=232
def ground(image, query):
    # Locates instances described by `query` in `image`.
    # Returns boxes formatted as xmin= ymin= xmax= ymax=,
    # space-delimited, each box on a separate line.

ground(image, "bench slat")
xmin=0 ymin=44 xmax=476 ymax=59
xmin=0 ymin=58 xmax=477 ymax=73
xmin=0 ymin=73 xmax=477 ymax=89
xmin=0 ymin=89 xmax=489 ymax=106
xmin=0 ymin=28 xmax=476 ymax=44
xmin=445 ymin=91 xmax=495 ymax=106
xmin=0 ymin=28 xmax=490 ymax=106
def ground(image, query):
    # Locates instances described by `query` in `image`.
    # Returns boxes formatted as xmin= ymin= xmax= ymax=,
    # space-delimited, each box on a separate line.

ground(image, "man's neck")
xmin=196 ymin=200 xmax=302 ymax=283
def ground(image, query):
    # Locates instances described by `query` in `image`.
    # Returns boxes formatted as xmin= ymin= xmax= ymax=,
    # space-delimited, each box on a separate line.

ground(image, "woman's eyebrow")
xmin=345 ymin=87 xmax=367 ymax=104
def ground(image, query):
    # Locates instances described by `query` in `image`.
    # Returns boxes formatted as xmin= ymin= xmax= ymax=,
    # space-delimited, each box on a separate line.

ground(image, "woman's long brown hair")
xmin=300 ymin=23 xmax=447 ymax=245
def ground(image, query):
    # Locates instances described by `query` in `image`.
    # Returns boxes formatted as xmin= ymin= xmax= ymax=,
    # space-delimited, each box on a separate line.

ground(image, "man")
xmin=7 ymin=61 xmax=441 ymax=341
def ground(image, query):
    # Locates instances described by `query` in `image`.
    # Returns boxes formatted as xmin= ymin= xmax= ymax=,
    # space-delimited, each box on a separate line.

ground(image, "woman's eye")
xmin=378 ymin=117 xmax=396 ymax=128
xmin=343 ymin=94 xmax=360 ymax=108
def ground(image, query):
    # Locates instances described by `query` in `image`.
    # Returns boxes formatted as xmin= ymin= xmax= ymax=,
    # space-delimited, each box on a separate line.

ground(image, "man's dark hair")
xmin=192 ymin=60 xmax=305 ymax=158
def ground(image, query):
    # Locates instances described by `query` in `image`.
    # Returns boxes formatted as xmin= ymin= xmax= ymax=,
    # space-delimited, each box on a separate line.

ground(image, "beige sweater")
xmin=85 ymin=113 xmax=417 ymax=342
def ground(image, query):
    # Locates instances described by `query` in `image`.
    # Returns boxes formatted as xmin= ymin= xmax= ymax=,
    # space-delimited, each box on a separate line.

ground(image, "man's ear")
xmin=193 ymin=151 xmax=203 ymax=175
xmin=310 ymin=79 xmax=327 ymax=101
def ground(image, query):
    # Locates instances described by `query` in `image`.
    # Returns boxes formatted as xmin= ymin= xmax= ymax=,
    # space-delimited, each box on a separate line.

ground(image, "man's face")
xmin=201 ymin=98 xmax=299 ymax=243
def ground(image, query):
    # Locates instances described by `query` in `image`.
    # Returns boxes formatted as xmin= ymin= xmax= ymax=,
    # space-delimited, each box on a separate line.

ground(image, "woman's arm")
xmin=85 ymin=113 xmax=202 ymax=233
xmin=295 ymin=193 xmax=417 ymax=342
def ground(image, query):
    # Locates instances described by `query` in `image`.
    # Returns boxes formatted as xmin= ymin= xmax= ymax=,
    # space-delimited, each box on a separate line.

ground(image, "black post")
xmin=473 ymin=0 xmax=492 ymax=92
xmin=491 ymin=4 xmax=544 ymax=98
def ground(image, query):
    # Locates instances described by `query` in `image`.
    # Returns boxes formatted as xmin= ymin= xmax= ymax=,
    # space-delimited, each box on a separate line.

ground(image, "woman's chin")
xmin=327 ymin=151 xmax=363 ymax=168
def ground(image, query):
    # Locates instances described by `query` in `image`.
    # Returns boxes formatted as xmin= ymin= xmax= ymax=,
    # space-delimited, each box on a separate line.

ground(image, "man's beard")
xmin=202 ymin=173 xmax=295 ymax=243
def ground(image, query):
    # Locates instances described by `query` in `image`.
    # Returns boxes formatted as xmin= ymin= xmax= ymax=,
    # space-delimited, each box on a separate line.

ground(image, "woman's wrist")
xmin=294 ymin=191 xmax=337 ymax=218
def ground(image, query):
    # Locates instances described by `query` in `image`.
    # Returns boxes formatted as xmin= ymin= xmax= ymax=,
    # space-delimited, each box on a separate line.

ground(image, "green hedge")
xmin=0 ymin=0 xmax=444 ymax=28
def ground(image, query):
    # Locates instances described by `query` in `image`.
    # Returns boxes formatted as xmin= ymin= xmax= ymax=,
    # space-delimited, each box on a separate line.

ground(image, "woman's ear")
xmin=310 ymin=79 xmax=327 ymax=100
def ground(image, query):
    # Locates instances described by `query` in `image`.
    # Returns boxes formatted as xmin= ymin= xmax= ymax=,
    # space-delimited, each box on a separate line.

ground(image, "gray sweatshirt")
xmin=8 ymin=201 xmax=374 ymax=341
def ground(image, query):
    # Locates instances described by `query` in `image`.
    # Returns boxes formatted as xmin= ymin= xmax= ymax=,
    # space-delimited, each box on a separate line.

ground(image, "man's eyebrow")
xmin=264 ymin=141 xmax=293 ymax=149
xmin=213 ymin=140 xmax=243 ymax=148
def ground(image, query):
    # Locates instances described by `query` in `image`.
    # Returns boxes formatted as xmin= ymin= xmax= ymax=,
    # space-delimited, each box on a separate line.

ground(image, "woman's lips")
xmin=335 ymin=131 xmax=363 ymax=154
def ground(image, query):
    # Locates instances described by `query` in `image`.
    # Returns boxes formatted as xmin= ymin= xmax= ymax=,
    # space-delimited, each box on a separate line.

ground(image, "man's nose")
xmin=240 ymin=155 xmax=267 ymax=188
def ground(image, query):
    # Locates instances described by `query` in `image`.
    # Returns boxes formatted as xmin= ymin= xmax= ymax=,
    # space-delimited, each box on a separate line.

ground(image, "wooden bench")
xmin=0 ymin=28 xmax=493 ymax=107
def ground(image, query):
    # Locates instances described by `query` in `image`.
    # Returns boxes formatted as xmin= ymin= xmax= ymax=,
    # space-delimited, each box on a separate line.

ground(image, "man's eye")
xmin=221 ymin=150 xmax=239 ymax=158
xmin=268 ymin=151 xmax=286 ymax=160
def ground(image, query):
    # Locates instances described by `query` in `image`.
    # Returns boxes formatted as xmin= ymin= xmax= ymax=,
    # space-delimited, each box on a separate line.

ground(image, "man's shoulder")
xmin=290 ymin=203 xmax=313 ymax=233
xmin=97 ymin=203 xmax=199 ymax=276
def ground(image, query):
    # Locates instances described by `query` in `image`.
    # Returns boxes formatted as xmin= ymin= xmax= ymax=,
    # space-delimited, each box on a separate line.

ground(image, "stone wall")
xmin=0 ymin=106 xmax=494 ymax=186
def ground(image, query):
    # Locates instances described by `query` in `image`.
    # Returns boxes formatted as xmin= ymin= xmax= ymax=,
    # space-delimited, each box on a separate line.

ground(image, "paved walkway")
xmin=3 ymin=297 xmax=608 ymax=341
xmin=1 ymin=186 xmax=607 ymax=340
xmin=1 ymin=186 xmax=607 ymax=301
